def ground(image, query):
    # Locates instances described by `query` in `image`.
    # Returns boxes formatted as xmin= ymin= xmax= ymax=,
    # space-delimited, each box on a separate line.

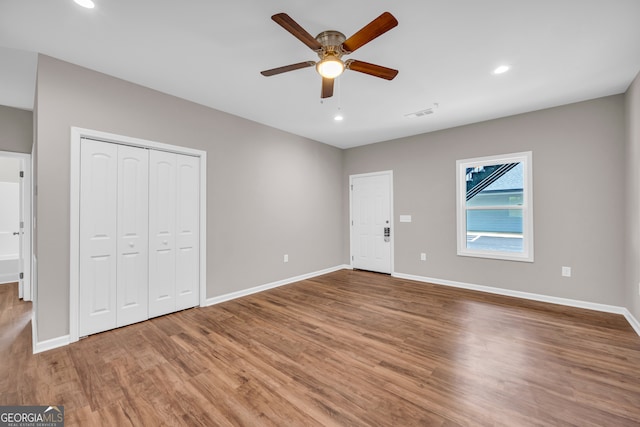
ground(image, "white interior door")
xmin=148 ymin=150 xmax=177 ymax=317
xmin=80 ymin=139 xmax=118 ymax=336
xmin=116 ymin=145 xmax=149 ymax=327
xmin=351 ymin=172 xmax=392 ymax=274
xmin=175 ymin=154 xmax=199 ymax=310
xmin=0 ymin=157 xmax=20 ymax=286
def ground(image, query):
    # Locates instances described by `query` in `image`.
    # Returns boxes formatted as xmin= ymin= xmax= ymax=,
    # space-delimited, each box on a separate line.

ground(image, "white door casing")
xmin=350 ymin=171 xmax=393 ymax=274
xmin=116 ymin=145 xmax=149 ymax=327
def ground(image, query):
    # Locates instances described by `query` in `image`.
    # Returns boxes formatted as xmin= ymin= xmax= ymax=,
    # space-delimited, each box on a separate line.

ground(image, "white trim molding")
xmin=624 ymin=310 xmax=640 ymax=336
xmin=393 ymin=272 xmax=640 ymax=336
xmin=205 ymin=265 xmax=349 ymax=306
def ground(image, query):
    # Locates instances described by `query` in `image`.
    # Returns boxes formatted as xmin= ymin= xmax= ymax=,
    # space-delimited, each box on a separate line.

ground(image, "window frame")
xmin=456 ymin=151 xmax=534 ymax=262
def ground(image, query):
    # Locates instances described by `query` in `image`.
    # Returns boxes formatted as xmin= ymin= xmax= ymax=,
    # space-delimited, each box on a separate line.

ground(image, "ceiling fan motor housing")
xmin=315 ymin=30 xmax=346 ymax=58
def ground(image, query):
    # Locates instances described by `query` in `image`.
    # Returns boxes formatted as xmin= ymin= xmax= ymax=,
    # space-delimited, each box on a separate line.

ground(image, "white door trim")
xmin=0 ymin=150 xmax=32 ymax=300
xmin=69 ymin=127 xmax=207 ymax=343
xmin=349 ymin=170 xmax=394 ymax=274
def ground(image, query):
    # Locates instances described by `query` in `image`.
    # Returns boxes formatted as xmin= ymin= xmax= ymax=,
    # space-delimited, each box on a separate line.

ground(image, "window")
xmin=456 ymin=151 xmax=533 ymax=262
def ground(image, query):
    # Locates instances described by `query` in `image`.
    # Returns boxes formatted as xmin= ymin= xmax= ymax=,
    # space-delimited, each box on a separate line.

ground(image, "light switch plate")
xmin=562 ymin=266 xmax=571 ymax=277
xmin=400 ymin=215 xmax=412 ymax=223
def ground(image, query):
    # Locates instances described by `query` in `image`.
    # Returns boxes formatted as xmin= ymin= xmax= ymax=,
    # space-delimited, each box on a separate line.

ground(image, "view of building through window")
xmin=465 ymin=162 xmax=524 ymax=253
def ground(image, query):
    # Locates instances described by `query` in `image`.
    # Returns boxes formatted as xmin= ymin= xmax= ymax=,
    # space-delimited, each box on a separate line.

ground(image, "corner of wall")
xmin=625 ymin=69 xmax=640 ymax=323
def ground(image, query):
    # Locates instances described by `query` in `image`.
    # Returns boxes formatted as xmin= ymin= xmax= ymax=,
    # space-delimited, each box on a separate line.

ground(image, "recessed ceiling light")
xmin=334 ymin=114 xmax=344 ymax=121
xmin=74 ymin=0 xmax=95 ymax=9
xmin=493 ymin=65 xmax=510 ymax=75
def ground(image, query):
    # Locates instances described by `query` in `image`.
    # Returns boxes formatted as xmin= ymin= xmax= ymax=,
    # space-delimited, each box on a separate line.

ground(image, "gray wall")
xmin=0 ymin=105 xmax=32 ymax=154
xmin=35 ymin=55 xmax=344 ymax=341
xmin=344 ymin=95 xmax=626 ymax=306
xmin=625 ymin=71 xmax=640 ymax=321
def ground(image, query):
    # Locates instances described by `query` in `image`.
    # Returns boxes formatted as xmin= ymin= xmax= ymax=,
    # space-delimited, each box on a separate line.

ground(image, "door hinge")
xmin=351 ymin=220 xmax=353 ymax=226
xmin=19 ymin=171 xmax=24 ymax=178
xmin=19 ymin=272 xmax=24 ymax=279
xmin=20 ymin=221 xmax=24 ymax=228
xmin=351 ymin=255 xmax=354 ymax=261
xmin=350 ymin=184 xmax=353 ymax=190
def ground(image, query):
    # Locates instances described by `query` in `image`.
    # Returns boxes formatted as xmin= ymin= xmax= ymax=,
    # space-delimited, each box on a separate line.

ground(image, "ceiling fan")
xmin=260 ymin=12 xmax=399 ymax=99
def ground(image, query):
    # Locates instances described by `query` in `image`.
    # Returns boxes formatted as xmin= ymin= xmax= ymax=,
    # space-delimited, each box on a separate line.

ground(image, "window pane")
xmin=466 ymin=162 xmax=523 ymax=207
xmin=466 ymin=209 xmax=523 ymax=253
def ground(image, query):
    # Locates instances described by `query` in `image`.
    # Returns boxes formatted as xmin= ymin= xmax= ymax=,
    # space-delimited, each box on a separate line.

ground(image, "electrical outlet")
xmin=562 ymin=266 xmax=571 ymax=277
xmin=283 ymin=254 xmax=288 ymax=263
xmin=420 ymin=253 xmax=427 ymax=261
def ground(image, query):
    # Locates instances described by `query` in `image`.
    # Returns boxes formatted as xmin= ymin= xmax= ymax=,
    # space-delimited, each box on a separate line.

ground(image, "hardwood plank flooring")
xmin=1 ymin=270 xmax=640 ymax=426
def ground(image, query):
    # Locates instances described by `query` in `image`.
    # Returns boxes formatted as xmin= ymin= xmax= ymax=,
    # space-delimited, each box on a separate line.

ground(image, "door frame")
xmin=69 ymin=127 xmax=207 ymax=343
xmin=0 ymin=150 xmax=32 ymax=300
xmin=349 ymin=170 xmax=394 ymax=274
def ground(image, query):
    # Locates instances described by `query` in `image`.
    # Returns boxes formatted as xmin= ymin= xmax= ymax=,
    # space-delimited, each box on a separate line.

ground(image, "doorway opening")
xmin=349 ymin=170 xmax=394 ymax=274
xmin=0 ymin=151 xmax=32 ymax=301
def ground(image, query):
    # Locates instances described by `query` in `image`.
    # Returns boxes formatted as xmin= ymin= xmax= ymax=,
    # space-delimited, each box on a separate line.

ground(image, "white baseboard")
xmin=0 ymin=273 xmax=19 ymax=285
xmin=30 ymin=266 xmax=640 ymax=354
xmin=392 ymin=272 xmax=640 ymax=335
xmin=32 ymin=313 xmax=70 ymax=354
xmin=624 ymin=309 xmax=640 ymax=336
xmin=205 ymin=264 xmax=350 ymax=306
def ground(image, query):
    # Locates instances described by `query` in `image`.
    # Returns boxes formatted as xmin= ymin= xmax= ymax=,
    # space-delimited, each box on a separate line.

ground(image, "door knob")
xmin=129 ymin=242 xmax=135 ymax=248
xmin=162 ymin=240 xmax=168 ymax=245
xmin=13 ymin=232 xmax=20 ymax=236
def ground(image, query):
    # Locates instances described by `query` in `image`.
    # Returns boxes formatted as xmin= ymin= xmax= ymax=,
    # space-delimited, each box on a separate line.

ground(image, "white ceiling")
xmin=1 ymin=0 xmax=639 ymax=149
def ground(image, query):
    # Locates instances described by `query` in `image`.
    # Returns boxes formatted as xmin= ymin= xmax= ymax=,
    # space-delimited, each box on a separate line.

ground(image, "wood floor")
xmin=2 ymin=270 xmax=640 ymax=426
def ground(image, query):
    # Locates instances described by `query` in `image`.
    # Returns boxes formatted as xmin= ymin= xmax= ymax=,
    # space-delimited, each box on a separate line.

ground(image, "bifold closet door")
xmin=148 ymin=151 xmax=177 ymax=317
xmin=175 ymin=154 xmax=200 ymax=310
xmin=79 ymin=139 xmax=118 ymax=336
xmin=149 ymin=151 xmax=200 ymax=317
xmin=116 ymin=145 xmax=149 ymax=327
xmin=80 ymin=140 xmax=150 ymax=336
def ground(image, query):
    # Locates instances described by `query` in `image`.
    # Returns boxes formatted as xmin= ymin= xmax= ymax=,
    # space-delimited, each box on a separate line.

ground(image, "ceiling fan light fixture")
xmin=316 ymin=55 xmax=344 ymax=79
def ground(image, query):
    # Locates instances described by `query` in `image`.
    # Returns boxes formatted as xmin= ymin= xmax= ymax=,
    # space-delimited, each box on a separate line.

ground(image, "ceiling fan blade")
xmin=346 ymin=60 xmax=398 ymax=80
xmin=341 ymin=12 xmax=398 ymax=53
xmin=321 ymin=77 xmax=334 ymax=98
xmin=261 ymin=61 xmax=316 ymax=76
xmin=272 ymin=13 xmax=323 ymax=51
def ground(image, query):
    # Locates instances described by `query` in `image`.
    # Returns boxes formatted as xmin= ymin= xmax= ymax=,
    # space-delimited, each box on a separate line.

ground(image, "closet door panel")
xmin=175 ymin=154 xmax=199 ymax=310
xmin=79 ymin=139 xmax=118 ymax=336
xmin=148 ymin=150 xmax=177 ymax=317
xmin=116 ymin=145 xmax=149 ymax=327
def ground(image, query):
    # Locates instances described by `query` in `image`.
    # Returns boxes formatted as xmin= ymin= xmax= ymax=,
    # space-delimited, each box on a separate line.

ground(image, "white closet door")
xmin=175 ymin=154 xmax=199 ymax=310
xmin=148 ymin=150 xmax=177 ymax=317
xmin=116 ymin=145 xmax=149 ymax=327
xmin=79 ymin=139 xmax=118 ymax=336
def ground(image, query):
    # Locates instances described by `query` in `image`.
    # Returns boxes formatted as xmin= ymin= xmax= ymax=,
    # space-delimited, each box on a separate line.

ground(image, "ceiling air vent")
xmin=404 ymin=103 xmax=439 ymax=119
